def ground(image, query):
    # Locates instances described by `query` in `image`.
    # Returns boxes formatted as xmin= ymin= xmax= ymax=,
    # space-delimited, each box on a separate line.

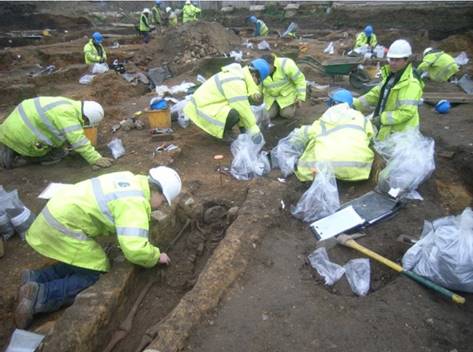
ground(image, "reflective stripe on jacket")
xmin=26 ymin=172 xmax=159 ymax=272
xmin=417 ymin=51 xmax=459 ymax=82
xmin=353 ymin=64 xmax=424 ymax=141
xmin=183 ymin=64 xmax=260 ymax=139
xmin=256 ymin=20 xmax=269 ymax=36
xmin=0 ymin=97 xmax=101 ymax=164
xmin=83 ymin=39 xmax=107 ymax=64
xmin=295 ymin=103 xmax=374 ymax=182
xmin=354 ymin=32 xmax=378 ymax=49
xmin=263 ymin=57 xmax=306 ymax=110
xmin=140 ymin=13 xmax=151 ymax=32
xmin=152 ymin=6 xmax=162 ymax=25
xmin=182 ymin=4 xmax=201 ymax=23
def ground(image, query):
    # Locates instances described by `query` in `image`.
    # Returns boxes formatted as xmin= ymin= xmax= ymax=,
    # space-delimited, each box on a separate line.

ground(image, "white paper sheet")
xmin=310 ymin=206 xmax=365 ymax=241
xmin=38 ymin=183 xmax=72 ymax=200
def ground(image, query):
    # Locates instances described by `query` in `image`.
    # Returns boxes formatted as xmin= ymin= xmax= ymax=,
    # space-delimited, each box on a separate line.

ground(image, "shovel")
xmin=336 ymin=234 xmax=465 ymax=304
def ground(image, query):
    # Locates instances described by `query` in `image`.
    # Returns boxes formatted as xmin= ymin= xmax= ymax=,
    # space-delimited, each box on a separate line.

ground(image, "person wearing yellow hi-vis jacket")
xmin=182 ymin=0 xmax=201 ymax=23
xmin=14 ymin=167 xmax=182 ymax=329
xmin=0 ymin=97 xmax=113 ymax=169
xmin=291 ymin=89 xmax=374 ymax=182
xmin=139 ymin=8 xmax=152 ymax=43
xmin=83 ymin=32 xmax=107 ymax=65
xmin=354 ymin=25 xmax=377 ymax=50
xmin=353 ymin=39 xmax=424 ymax=141
xmin=417 ymin=48 xmax=459 ymax=82
xmin=260 ymin=54 xmax=307 ymax=119
xmin=183 ymin=59 xmax=270 ymax=144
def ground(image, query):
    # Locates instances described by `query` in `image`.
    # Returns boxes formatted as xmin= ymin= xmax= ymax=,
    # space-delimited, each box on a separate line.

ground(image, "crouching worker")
xmin=83 ymin=32 xmax=107 ymax=64
xmin=15 ymin=166 xmax=182 ymax=329
xmin=261 ymin=54 xmax=306 ymax=120
xmin=417 ymin=48 xmax=459 ymax=82
xmin=0 ymin=97 xmax=113 ymax=169
xmin=183 ymin=59 xmax=270 ymax=144
xmin=294 ymin=89 xmax=375 ymax=182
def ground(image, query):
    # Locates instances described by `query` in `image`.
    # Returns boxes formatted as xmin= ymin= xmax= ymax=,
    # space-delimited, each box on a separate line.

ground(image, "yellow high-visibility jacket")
xmin=26 ymin=172 xmax=160 ymax=272
xmin=182 ymin=3 xmax=201 ymax=23
xmin=294 ymin=103 xmax=375 ymax=182
xmin=183 ymin=64 xmax=261 ymax=139
xmin=0 ymin=97 xmax=101 ymax=164
xmin=354 ymin=32 xmax=378 ymax=49
xmin=152 ymin=5 xmax=162 ymax=25
xmin=139 ymin=13 xmax=151 ymax=32
xmin=417 ymin=51 xmax=459 ymax=82
xmin=353 ymin=64 xmax=424 ymax=141
xmin=262 ymin=57 xmax=306 ymax=110
xmin=83 ymin=39 xmax=107 ymax=64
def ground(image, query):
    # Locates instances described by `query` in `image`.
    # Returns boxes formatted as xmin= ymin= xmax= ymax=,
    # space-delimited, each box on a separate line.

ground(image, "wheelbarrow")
xmin=296 ymin=55 xmax=379 ymax=91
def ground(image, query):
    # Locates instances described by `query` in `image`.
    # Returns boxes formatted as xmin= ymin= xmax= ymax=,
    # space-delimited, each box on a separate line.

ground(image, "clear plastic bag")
xmin=172 ymin=97 xmax=191 ymax=128
xmin=257 ymin=40 xmax=271 ymax=51
xmin=344 ymin=258 xmax=370 ymax=296
xmin=271 ymin=127 xmax=309 ymax=177
xmin=107 ymin=138 xmax=126 ymax=159
xmin=402 ymin=208 xmax=473 ymax=293
xmin=251 ymin=104 xmax=269 ymax=130
xmin=291 ymin=162 xmax=340 ymax=223
xmin=5 ymin=329 xmax=45 ymax=352
xmin=91 ymin=63 xmax=109 ymax=74
xmin=308 ymin=247 xmax=345 ymax=286
xmin=374 ymin=129 xmax=435 ymax=198
xmin=230 ymin=134 xmax=269 ymax=181
xmin=79 ymin=74 xmax=95 ymax=85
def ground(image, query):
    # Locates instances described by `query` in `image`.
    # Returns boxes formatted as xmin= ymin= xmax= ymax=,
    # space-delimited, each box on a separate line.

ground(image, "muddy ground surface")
xmin=1 ymin=2 xmax=473 ymax=351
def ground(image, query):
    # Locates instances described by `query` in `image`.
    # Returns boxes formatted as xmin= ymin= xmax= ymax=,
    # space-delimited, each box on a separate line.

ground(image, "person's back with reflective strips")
xmin=0 ymin=97 xmax=101 ymax=165
xmin=26 ymin=171 xmax=158 ymax=272
xmin=295 ymin=103 xmax=375 ymax=182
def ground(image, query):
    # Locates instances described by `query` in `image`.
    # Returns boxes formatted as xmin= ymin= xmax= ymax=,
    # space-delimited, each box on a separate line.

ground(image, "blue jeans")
xmin=32 ymin=262 xmax=101 ymax=313
xmin=141 ymin=31 xmax=150 ymax=43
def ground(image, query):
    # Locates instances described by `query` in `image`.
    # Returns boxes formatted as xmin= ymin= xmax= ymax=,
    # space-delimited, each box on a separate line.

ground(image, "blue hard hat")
xmin=364 ymin=25 xmax=373 ymax=36
xmin=329 ymin=89 xmax=353 ymax=107
xmin=249 ymin=58 xmax=270 ymax=82
xmin=150 ymin=98 xmax=168 ymax=110
xmin=92 ymin=32 xmax=103 ymax=44
xmin=249 ymin=16 xmax=257 ymax=24
xmin=155 ymin=0 xmax=161 ymax=4
xmin=435 ymin=100 xmax=451 ymax=114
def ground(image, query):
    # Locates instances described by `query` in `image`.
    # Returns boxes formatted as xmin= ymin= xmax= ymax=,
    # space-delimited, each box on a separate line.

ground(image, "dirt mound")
xmin=438 ymin=31 xmax=473 ymax=56
xmin=133 ymin=21 xmax=240 ymax=69
xmin=89 ymin=70 xmax=147 ymax=106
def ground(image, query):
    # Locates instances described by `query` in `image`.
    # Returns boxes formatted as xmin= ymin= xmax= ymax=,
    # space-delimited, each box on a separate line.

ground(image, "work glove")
xmin=93 ymin=157 xmax=114 ymax=169
xmin=99 ymin=59 xmax=105 ymax=64
xmin=159 ymin=252 xmax=171 ymax=265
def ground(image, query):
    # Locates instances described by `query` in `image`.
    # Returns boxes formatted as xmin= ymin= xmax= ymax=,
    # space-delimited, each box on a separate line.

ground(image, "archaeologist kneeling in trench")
xmin=292 ymin=89 xmax=375 ymax=182
xmin=353 ymin=39 xmax=424 ymax=141
xmin=83 ymin=32 xmax=107 ymax=65
xmin=183 ymin=58 xmax=270 ymax=143
xmin=0 ymin=97 xmax=113 ymax=169
xmin=417 ymin=47 xmax=459 ymax=82
xmin=14 ymin=166 xmax=182 ymax=329
xmin=260 ymin=53 xmax=307 ymax=120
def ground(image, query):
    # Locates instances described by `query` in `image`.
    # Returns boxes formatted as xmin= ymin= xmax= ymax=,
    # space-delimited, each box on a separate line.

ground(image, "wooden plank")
xmin=423 ymin=92 xmax=473 ymax=104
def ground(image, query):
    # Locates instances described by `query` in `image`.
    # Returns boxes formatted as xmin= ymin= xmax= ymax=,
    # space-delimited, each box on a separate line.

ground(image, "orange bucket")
xmin=83 ymin=127 xmax=98 ymax=146
xmin=147 ymin=108 xmax=171 ymax=129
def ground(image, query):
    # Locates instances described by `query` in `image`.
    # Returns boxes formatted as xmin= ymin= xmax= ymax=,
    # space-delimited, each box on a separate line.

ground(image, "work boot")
xmin=15 ymin=282 xmax=40 ymax=329
xmin=222 ymin=131 xmax=237 ymax=144
xmin=20 ymin=269 xmax=40 ymax=286
xmin=39 ymin=148 xmax=69 ymax=166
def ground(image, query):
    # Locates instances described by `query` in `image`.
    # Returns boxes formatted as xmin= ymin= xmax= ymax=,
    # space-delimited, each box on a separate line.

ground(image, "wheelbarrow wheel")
xmin=349 ymin=68 xmax=371 ymax=90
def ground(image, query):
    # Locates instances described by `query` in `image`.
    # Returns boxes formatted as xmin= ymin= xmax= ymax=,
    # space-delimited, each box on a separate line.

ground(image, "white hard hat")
xmin=166 ymin=7 xmax=172 ymax=13
xmin=149 ymin=166 xmax=182 ymax=206
xmin=83 ymin=101 xmax=104 ymax=126
xmin=185 ymin=0 xmax=191 ymax=4
xmin=143 ymin=8 xmax=151 ymax=14
xmin=387 ymin=39 xmax=412 ymax=58
xmin=423 ymin=47 xmax=433 ymax=57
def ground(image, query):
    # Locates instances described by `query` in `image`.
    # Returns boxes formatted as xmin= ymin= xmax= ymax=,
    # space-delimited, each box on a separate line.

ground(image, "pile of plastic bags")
xmin=374 ymin=129 xmax=435 ymax=199
xmin=403 ymin=208 xmax=473 ymax=293
xmin=271 ymin=127 xmax=309 ymax=177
